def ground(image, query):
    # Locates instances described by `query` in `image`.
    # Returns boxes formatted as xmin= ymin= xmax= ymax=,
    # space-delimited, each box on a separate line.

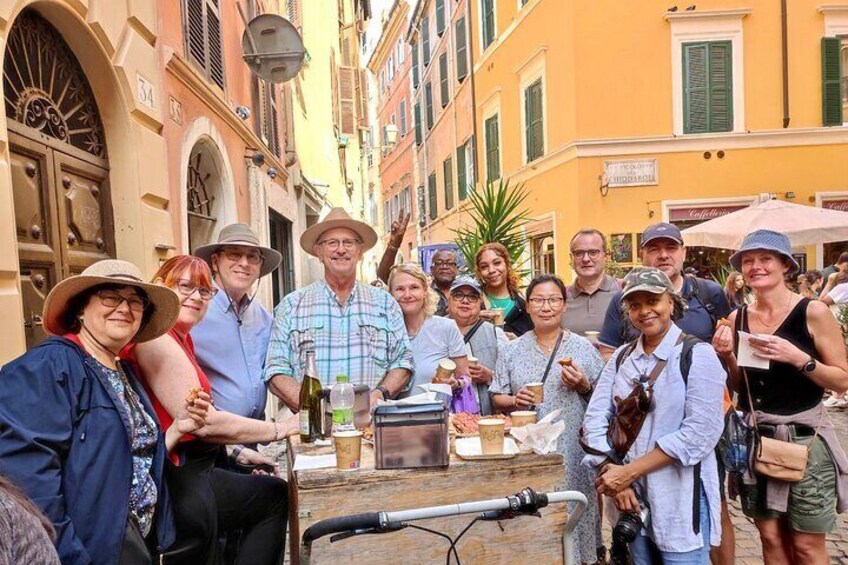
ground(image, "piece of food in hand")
xmin=186 ymin=387 xmax=201 ymax=405
xmin=558 ymin=357 xmax=574 ymax=368
xmin=362 ymin=426 xmax=374 ymax=441
xmin=716 ymin=318 xmax=732 ymax=330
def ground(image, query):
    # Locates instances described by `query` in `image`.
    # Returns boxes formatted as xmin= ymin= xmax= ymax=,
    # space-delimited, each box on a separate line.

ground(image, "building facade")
xmin=468 ymin=0 xmax=848 ymax=281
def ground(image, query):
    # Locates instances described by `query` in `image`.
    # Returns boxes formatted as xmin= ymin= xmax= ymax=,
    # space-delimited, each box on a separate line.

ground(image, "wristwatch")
xmin=801 ymin=357 xmax=817 ymax=375
xmin=375 ymin=385 xmax=391 ymax=400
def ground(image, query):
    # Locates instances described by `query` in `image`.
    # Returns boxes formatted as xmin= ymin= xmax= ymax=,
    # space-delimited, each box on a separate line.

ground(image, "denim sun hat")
xmin=450 ymin=275 xmax=483 ymax=295
xmin=729 ymin=229 xmax=799 ymax=273
xmin=619 ymin=267 xmax=677 ymax=303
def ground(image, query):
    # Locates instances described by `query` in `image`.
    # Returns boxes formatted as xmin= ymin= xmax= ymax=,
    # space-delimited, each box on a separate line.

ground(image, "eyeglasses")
xmin=528 ymin=297 xmax=565 ymax=308
xmin=433 ymin=261 xmax=458 ymax=268
xmin=571 ymin=249 xmax=603 ymax=260
xmin=96 ymin=290 xmax=148 ymax=312
xmin=319 ymin=238 xmax=361 ymax=250
xmin=175 ymin=279 xmax=218 ymax=301
xmin=222 ymin=249 xmax=263 ymax=265
xmin=450 ymin=292 xmax=480 ymax=303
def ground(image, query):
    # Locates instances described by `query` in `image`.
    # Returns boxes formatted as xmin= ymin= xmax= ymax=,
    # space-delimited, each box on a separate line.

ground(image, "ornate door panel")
xmin=10 ymin=133 xmax=60 ymax=349
xmin=53 ymin=151 xmax=113 ymax=276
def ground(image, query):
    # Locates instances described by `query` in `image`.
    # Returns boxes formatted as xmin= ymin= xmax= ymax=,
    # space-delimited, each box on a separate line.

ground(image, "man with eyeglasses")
xmin=264 ymin=208 xmax=413 ymax=409
xmin=447 ymin=276 xmax=508 ymax=415
xmin=561 ymin=229 xmax=621 ymax=338
xmin=430 ymin=249 xmax=460 ymax=316
xmin=193 ymin=223 xmax=282 ymax=421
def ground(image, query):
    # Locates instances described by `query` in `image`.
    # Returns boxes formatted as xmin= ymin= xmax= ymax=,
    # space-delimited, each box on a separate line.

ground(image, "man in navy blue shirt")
xmin=597 ymin=221 xmax=734 ymax=565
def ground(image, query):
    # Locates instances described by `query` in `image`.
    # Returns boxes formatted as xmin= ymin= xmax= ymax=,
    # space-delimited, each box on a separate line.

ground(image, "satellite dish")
xmin=241 ymin=13 xmax=305 ymax=84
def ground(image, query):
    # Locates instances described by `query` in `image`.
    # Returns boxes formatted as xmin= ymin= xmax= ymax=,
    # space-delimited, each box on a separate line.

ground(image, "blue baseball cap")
xmin=450 ymin=276 xmax=483 ymax=295
xmin=640 ymin=222 xmax=684 ymax=248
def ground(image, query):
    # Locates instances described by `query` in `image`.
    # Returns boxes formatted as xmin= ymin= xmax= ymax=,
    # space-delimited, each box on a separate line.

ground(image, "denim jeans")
xmin=630 ymin=483 xmax=711 ymax=565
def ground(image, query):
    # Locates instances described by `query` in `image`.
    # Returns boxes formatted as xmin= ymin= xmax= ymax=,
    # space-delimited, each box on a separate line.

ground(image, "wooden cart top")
xmin=288 ymin=435 xmax=564 ymax=490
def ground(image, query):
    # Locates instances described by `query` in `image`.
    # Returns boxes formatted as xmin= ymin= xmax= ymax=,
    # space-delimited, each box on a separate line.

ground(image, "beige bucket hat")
xmin=193 ymin=223 xmax=283 ymax=278
xmin=42 ymin=259 xmax=180 ymax=342
xmin=300 ymin=207 xmax=378 ymax=256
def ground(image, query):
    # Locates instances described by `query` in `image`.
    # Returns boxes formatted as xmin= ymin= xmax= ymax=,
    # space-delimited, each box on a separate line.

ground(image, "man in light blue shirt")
xmin=193 ymin=223 xmax=282 ymax=421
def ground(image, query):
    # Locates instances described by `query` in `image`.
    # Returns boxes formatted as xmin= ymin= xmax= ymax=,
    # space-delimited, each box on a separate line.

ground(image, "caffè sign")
xmin=604 ymin=158 xmax=658 ymax=188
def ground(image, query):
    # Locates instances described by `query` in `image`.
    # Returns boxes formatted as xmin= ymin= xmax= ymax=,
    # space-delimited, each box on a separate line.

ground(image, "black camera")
xmin=610 ymin=497 xmax=651 ymax=564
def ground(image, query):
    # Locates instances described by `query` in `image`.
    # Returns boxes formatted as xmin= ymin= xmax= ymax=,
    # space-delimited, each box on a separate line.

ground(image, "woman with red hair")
xmin=130 ymin=255 xmax=296 ymax=565
xmin=475 ymin=243 xmax=533 ymax=337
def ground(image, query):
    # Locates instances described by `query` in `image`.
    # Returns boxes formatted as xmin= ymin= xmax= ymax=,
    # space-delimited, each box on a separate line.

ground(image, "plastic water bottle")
xmin=330 ymin=375 xmax=355 ymax=434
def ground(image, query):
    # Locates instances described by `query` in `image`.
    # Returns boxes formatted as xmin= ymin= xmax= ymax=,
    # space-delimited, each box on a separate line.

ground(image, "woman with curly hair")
xmin=724 ymin=271 xmax=746 ymax=308
xmin=475 ymin=242 xmax=533 ymax=337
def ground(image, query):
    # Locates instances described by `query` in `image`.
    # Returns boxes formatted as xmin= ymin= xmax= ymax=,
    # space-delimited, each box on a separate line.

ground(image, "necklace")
xmin=536 ymin=330 xmax=563 ymax=354
xmin=754 ymin=291 xmax=794 ymax=329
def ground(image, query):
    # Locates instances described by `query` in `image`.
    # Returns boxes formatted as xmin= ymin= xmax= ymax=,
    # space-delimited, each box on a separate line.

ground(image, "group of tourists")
xmin=0 ymin=204 xmax=846 ymax=565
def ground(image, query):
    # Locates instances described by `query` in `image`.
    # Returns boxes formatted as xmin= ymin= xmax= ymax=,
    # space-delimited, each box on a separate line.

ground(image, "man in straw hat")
xmin=193 ymin=223 xmax=282 ymax=420
xmin=264 ymin=208 xmax=413 ymax=408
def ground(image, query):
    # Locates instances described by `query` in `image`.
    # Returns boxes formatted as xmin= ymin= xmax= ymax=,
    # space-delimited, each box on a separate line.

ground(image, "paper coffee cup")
xmin=333 ymin=430 xmax=363 ymax=470
xmin=584 ymin=331 xmax=600 ymax=345
xmin=491 ymin=308 xmax=505 ymax=326
xmin=433 ymin=358 xmax=457 ymax=383
xmin=478 ymin=418 xmax=505 ymax=455
xmin=526 ymin=382 xmax=544 ymax=405
xmin=467 ymin=356 xmax=479 ymax=367
xmin=511 ymin=410 xmax=537 ymax=427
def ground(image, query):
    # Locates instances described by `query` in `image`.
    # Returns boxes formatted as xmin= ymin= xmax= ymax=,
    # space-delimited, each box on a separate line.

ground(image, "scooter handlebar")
xmin=301 ymin=512 xmax=382 ymax=545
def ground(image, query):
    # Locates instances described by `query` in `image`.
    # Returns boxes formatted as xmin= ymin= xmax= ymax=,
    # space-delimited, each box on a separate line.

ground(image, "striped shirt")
xmin=264 ymin=279 xmax=414 ymax=388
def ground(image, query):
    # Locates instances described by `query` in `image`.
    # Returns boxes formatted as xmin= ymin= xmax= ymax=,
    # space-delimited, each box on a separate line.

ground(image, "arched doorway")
xmin=5 ymin=10 xmax=114 ymax=349
xmin=186 ymin=138 xmax=228 ymax=251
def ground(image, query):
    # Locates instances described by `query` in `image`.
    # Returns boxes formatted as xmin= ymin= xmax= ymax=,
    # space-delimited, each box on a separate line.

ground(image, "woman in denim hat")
xmin=713 ymin=229 xmax=848 ymax=563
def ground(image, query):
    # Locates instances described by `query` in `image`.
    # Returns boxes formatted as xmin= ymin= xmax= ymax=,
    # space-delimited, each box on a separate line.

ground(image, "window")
xmin=443 ymin=157 xmax=454 ymax=210
xmin=412 ymin=41 xmax=420 ymax=88
xmin=387 ymin=54 xmax=394 ymax=82
xmin=821 ymin=37 xmax=844 ymax=126
xmin=399 ymin=99 xmax=408 ymax=136
xmin=524 ymin=78 xmax=544 ymax=162
xmin=455 ymin=17 xmax=468 ymax=82
xmin=397 ymin=39 xmax=405 ymax=66
xmin=414 ymin=102 xmax=422 ymax=144
xmin=422 ymin=15 xmax=431 ymax=66
xmin=439 ymin=53 xmax=449 ymax=108
xmin=254 ymin=79 xmax=282 ymax=157
xmin=428 ymin=172 xmax=437 ymax=220
xmin=484 ymin=114 xmax=500 ymax=181
xmin=425 ymin=82 xmax=434 ymax=128
xmin=268 ymin=210 xmax=295 ymax=305
xmin=436 ymin=0 xmax=446 ymax=36
xmin=457 ymin=136 xmax=475 ymax=200
xmin=384 ymin=201 xmax=390 ymax=233
xmin=401 ymin=186 xmax=411 ymax=216
xmin=481 ymin=0 xmax=495 ymax=50
xmin=392 ymin=194 xmax=399 ymax=221
xmin=184 ymin=0 xmax=225 ymax=88
xmin=531 ymin=234 xmax=556 ymax=277
xmin=682 ymin=41 xmax=733 ymax=134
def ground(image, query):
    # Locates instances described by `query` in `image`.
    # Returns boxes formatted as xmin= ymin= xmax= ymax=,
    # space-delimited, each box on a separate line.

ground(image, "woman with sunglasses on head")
xmin=388 ymin=262 xmax=475 ymax=410
xmin=129 ymin=255 xmax=297 ymax=565
xmin=475 ymin=242 xmax=533 ymax=337
xmin=712 ymin=231 xmax=848 ymax=565
xmin=0 ymin=259 xmax=202 ymax=564
xmin=583 ymin=267 xmax=726 ymax=564
xmin=491 ymin=274 xmax=604 ymax=563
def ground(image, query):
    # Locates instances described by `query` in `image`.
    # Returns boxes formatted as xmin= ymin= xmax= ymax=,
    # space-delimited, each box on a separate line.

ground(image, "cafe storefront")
xmin=817 ymin=193 xmax=848 ymax=268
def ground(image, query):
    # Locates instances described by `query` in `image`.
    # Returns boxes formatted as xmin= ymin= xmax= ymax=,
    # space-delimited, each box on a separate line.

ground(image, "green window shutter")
xmin=708 ymin=42 xmax=732 ymax=133
xmin=524 ymin=79 xmax=544 ymax=162
xmin=822 ymin=37 xmax=843 ymax=127
xmin=436 ymin=0 xmax=445 ymax=36
xmin=482 ymin=0 xmax=495 ymax=49
xmin=683 ymin=43 xmax=708 ymax=134
xmin=455 ymin=17 xmax=468 ymax=82
xmin=439 ymin=53 xmax=449 ymax=108
xmin=485 ymin=115 xmax=500 ymax=181
xmin=414 ymin=102 xmax=422 ymax=145
xmin=428 ymin=173 xmax=438 ymax=220
xmin=425 ymin=82 xmax=434 ymax=128
xmin=444 ymin=157 xmax=454 ymax=210
xmin=412 ymin=42 xmax=420 ymax=88
xmin=422 ymin=15 xmax=430 ymax=66
xmin=457 ymin=142 xmax=467 ymax=200
xmin=468 ymin=134 xmax=477 ymax=188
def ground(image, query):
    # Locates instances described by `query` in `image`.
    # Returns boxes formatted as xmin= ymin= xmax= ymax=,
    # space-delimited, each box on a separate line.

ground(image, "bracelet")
xmin=513 ymin=396 xmax=518 ymax=409
xmin=387 ymin=244 xmax=399 ymax=250
xmin=375 ymin=385 xmax=391 ymax=400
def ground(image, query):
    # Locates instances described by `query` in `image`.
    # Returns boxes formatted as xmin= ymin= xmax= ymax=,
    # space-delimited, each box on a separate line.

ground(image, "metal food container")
xmin=373 ymin=402 xmax=449 ymax=470
xmin=322 ymin=385 xmax=371 ymax=435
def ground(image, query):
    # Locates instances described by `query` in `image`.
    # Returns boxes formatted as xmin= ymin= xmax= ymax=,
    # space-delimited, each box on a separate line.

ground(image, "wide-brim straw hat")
xmin=43 ymin=259 xmax=180 ymax=342
xmin=194 ymin=223 xmax=282 ymax=278
xmin=300 ymin=207 xmax=378 ymax=257
xmin=729 ymin=229 xmax=800 ymax=275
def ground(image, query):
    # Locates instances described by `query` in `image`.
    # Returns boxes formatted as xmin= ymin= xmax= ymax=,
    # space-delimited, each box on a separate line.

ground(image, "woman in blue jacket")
xmin=0 ymin=260 xmax=184 ymax=564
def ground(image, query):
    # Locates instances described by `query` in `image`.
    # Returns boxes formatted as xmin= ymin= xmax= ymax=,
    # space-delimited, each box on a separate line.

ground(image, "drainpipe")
xmin=781 ymin=0 xmax=790 ymax=128
xmin=467 ymin=0 xmax=480 ymax=185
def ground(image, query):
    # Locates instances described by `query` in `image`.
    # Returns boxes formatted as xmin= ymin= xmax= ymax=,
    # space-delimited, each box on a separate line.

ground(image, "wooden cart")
xmin=286 ymin=436 xmax=570 ymax=564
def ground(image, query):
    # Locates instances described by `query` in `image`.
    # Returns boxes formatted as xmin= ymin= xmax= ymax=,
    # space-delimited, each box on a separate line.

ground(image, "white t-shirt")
xmin=409 ymin=316 xmax=467 ymax=389
xmin=827 ymin=282 xmax=848 ymax=305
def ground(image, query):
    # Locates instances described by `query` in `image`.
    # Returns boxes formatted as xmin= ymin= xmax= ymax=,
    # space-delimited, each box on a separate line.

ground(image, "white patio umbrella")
xmin=681 ymin=199 xmax=848 ymax=250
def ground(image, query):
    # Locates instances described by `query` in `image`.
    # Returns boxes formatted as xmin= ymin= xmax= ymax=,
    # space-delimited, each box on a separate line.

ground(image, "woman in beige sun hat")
xmin=0 ymin=259 xmax=206 ymax=564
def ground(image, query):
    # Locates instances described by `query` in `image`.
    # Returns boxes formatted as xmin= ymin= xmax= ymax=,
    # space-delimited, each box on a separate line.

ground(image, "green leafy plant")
xmin=452 ymin=178 xmax=532 ymax=276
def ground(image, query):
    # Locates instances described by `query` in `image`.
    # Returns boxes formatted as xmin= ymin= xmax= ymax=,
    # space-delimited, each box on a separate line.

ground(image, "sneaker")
xmin=824 ymin=395 xmax=842 ymax=407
